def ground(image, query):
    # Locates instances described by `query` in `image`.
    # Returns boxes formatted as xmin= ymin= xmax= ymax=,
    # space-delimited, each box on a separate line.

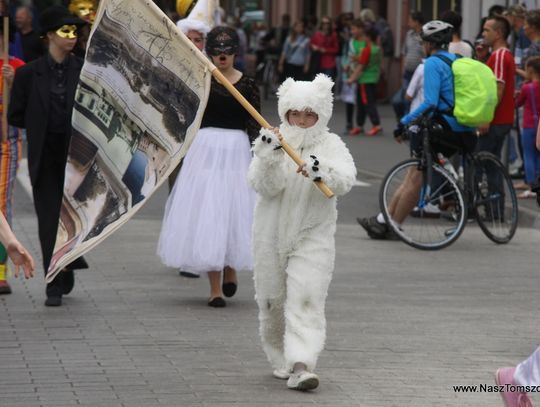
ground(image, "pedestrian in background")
xmin=478 ymin=15 xmax=515 ymax=160
xmin=347 ymin=27 xmax=382 ymax=136
xmin=14 ymin=6 xmax=45 ymax=62
xmin=514 ymin=56 xmax=540 ymax=198
xmin=345 ymin=18 xmax=366 ymax=136
xmin=278 ymin=20 xmax=311 ymax=81
xmin=391 ymin=11 xmax=425 ymax=122
xmin=440 ymin=10 xmax=474 ymax=57
xmin=309 ymin=16 xmax=338 ymax=80
xmin=334 ymin=12 xmax=353 ymax=102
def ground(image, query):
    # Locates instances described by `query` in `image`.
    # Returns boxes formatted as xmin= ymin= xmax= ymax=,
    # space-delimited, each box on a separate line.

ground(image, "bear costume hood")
xmin=277 ymin=74 xmax=334 ymax=149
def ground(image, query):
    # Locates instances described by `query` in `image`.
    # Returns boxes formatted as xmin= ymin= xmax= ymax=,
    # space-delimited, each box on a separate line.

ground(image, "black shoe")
xmin=222 ymin=282 xmax=237 ymax=298
xmin=62 ymin=269 xmax=75 ymax=295
xmin=179 ymin=271 xmax=200 ymax=278
xmin=0 ymin=281 xmax=12 ymax=295
xmin=208 ymin=297 xmax=226 ymax=307
xmin=45 ymin=295 xmax=62 ymax=307
xmin=46 ymin=281 xmax=64 ymax=307
xmin=357 ymin=216 xmax=389 ymax=239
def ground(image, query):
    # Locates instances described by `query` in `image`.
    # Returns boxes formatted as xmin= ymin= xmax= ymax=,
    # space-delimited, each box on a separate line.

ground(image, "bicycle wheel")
xmin=380 ymin=159 xmax=467 ymax=250
xmin=262 ymin=59 xmax=274 ymax=100
xmin=470 ymin=152 xmax=518 ymax=244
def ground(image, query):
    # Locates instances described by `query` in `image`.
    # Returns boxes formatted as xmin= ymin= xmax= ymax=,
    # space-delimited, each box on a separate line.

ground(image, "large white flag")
xmin=46 ymin=0 xmax=212 ymax=281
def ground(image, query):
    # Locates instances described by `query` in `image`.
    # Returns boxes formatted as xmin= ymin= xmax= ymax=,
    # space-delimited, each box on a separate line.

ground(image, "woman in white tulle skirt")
xmin=157 ymin=26 xmax=260 ymax=307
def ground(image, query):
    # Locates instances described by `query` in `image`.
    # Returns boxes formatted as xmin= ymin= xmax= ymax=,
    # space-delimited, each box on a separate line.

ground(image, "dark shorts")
xmin=409 ymin=116 xmax=477 ymax=158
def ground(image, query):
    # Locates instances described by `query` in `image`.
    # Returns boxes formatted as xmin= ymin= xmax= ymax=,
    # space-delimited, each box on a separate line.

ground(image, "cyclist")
xmin=358 ymin=20 xmax=477 ymax=239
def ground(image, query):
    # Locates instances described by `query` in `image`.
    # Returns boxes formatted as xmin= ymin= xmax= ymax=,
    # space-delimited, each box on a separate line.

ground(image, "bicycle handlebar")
xmin=406 ymin=106 xmax=437 ymax=127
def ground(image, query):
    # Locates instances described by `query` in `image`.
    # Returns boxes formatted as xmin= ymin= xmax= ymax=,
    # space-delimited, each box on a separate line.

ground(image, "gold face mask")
xmin=69 ymin=0 xmax=95 ymax=23
xmin=55 ymin=25 xmax=78 ymax=39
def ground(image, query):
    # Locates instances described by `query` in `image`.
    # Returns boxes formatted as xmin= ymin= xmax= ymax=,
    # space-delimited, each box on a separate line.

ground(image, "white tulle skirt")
xmin=157 ymin=127 xmax=255 ymax=274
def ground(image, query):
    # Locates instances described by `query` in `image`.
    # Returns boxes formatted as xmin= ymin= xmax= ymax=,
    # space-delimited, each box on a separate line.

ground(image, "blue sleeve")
xmin=401 ymin=57 xmax=442 ymax=125
xmin=9 ymin=34 xmax=25 ymax=61
xmin=282 ymin=39 xmax=290 ymax=57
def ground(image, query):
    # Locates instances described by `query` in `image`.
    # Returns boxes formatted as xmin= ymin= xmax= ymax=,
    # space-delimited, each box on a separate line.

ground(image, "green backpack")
xmin=434 ymin=54 xmax=498 ymax=127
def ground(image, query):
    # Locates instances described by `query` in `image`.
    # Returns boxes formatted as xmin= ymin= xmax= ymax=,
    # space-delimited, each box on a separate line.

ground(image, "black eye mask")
xmin=205 ymin=26 xmax=239 ymax=57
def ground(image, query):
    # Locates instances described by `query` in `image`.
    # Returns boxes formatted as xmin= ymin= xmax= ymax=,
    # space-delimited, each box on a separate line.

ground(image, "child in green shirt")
xmin=347 ymin=28 xmax=382 ymax=136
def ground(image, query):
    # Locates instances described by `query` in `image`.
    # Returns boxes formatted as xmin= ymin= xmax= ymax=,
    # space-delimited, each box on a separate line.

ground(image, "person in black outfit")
xmin=8 ymin=5 xmax=88 ymax=307
xmin=15 ymin=6 xmax=45 ymax=62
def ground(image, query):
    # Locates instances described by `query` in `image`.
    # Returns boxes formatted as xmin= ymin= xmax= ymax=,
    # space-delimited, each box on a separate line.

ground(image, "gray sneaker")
xmin=287 ymin=371 xmax=319 ymax=391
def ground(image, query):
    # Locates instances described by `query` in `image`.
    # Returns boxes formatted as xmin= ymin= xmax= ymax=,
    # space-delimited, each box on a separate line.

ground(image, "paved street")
xmin=2 ymin=99 xmax=540 ymax=407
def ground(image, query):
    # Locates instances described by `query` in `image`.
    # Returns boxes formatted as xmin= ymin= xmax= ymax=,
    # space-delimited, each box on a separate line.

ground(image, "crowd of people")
xmin=0 ymin=0 xmax=540 ymax=400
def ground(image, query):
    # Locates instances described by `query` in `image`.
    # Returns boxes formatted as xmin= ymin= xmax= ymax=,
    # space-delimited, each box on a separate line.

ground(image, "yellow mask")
xmin=69 ymin=0 xmax=95 ymax=23
xmin=55 ymin=25 xmax=78 ymax=39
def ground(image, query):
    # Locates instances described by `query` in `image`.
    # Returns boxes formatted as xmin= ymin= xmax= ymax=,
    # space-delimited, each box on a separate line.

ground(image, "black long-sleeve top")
xmin=200 ymin=75 xmax=261 ymax=143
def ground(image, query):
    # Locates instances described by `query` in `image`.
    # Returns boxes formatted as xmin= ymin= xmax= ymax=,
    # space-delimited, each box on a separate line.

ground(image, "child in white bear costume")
xmin=248 ymin=74 xmax=357 ymax=391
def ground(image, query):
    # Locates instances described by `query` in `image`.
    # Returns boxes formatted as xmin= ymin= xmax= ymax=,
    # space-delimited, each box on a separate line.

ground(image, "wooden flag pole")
xmin=210 ymin=67 xmax=334 ymax=199
xmin=1 ymin=1 xmax=8 ymax=143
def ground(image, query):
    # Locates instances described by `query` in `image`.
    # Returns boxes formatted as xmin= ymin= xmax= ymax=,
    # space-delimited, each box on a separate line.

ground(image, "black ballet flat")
xmin=222 ymin=282 xmax=237 ymax=298
xmin=208 ymin=297 xmax=226 ymax=307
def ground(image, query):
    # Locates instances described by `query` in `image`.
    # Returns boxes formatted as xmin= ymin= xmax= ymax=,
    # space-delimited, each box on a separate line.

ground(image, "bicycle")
xmin=379 ymin=114 xmax=518 ymax=250
xmin=257 ymin=53 xmax=279 ymax=100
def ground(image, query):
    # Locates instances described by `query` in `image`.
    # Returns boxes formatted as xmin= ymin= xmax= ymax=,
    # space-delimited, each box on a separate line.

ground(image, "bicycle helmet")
xmin=421 ymin=20 xmax=453 ymax=45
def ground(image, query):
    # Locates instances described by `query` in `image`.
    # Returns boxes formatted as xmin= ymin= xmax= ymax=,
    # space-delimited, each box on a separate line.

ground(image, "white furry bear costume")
xmin=248 ymin=74 xmax=356 ymax=373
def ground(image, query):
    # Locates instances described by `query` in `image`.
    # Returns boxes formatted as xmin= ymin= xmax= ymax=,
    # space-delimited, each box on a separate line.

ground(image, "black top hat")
xmin=39 ymin=5 xmax=87 ymax=36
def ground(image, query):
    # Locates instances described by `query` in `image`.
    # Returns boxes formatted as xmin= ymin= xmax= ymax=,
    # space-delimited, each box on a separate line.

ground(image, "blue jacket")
xmin=401 ymin=50 xmax=474 ymax=133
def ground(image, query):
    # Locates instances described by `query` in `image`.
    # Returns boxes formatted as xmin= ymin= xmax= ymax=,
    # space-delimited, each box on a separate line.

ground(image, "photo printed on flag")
xmin=47 ymin=0 xmax=212 ymax=281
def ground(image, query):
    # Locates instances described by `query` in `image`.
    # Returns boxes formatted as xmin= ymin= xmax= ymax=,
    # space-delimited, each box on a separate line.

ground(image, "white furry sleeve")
xmin=312 ymin=134 xmax=356 ymax=196
xmin=248 ymin=156 xmax=286 ymax=198
xmin=248 ymin=130 xmax=287 ymax=197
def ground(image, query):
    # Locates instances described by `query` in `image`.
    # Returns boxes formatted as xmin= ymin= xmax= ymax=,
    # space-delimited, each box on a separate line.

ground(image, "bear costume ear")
xmin=277 ymin=77 xmax=295 ymax=98
xmin=313 ymin=74 xmax=334 ymax=95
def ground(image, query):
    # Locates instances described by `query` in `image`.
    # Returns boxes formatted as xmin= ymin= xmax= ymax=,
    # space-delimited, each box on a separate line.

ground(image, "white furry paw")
xmin=252 ymin=128 xmax=283 ymax=161
xmin=305 ymin=154 xmax=327 ymax=182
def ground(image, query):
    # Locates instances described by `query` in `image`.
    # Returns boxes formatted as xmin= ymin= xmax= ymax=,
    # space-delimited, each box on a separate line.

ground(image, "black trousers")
xmin=32 ymin=142 xmax=87 ymax=292
xmin=356 ymin=83 xmax=381 ymax=127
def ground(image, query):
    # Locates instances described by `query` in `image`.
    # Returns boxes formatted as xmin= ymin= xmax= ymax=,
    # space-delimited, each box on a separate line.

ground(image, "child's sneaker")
xmin=495 ymin=367 xmax=534 ymax=407
xmin=287 ymin=371 xmax=319 ymax=391
xmin=367 ymin=126 xmax=382 ymax=136
xmin=349 ymin=127 xmax=363 ymax=136
xmin=272 ymin=368 xmax=291 ymax=380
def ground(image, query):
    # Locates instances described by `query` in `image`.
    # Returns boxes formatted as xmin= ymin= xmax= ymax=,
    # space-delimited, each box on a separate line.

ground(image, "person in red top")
xmin=0 ymin=20 xmax=25 ymax=295
xmin=515 ymin=56 xmax=540 ymax=198
xmin=310 ymin=16 xmax=339 ymax=79
xmin=480 ymin=15 xmax=515 ymax=158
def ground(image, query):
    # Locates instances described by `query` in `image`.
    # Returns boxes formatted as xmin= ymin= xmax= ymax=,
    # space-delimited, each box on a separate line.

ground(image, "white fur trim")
xmin=277 ymin=74 xmax=334 ymax=135
xmin=177 ymin=18 xmax=211 ymax=35
xmin=251 ymin=129 xmax=283 ymax=162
